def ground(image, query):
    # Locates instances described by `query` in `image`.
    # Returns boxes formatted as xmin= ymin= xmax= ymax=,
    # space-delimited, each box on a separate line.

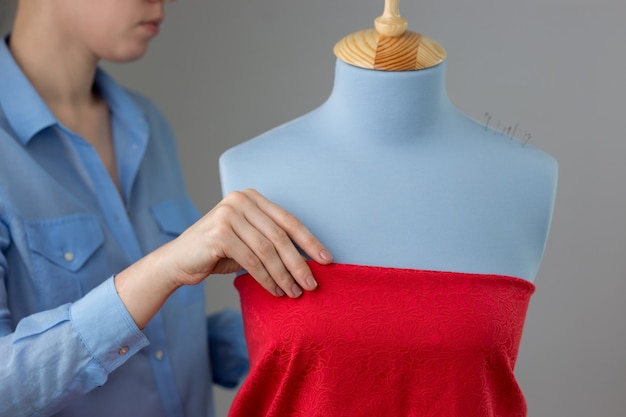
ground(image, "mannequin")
xmin=220 ymin=1 xmax=557 ymax=416
xmin=220 ymin=5 xmax=557 ymax=283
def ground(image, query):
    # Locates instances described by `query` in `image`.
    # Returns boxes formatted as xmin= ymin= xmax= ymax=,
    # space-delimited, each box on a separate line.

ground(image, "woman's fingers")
xmin=229 ymin=212 xmax=302 ymax=297
xmin=223 ymin=189 xmax=332 ymax=297
xmin=242 ymin=189 xmax=333 ymax=265
xmin=219 ymin=230 xmax=287 ymax=297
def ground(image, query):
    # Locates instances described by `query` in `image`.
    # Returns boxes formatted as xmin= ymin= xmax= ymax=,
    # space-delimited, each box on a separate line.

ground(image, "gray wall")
xmin=2 ymin=1 xmax=625 ymax=416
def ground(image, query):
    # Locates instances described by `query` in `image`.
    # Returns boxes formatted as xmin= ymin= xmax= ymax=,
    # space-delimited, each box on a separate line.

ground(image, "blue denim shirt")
xmin=0 ymin=36 xmax=248 ymax=417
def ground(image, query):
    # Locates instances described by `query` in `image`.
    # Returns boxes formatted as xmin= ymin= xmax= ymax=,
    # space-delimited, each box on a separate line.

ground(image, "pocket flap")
xmin=151 ymin=196 xmax=200 ymax=236
xmin=24 ymin=214 xmax=104 ymax=272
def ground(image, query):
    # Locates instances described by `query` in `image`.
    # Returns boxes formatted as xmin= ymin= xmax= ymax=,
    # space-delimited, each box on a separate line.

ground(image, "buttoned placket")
xmin=61 ymin=118 xmax=186 ymax=417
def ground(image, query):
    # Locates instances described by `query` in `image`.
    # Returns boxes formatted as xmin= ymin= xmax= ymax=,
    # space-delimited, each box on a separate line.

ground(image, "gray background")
xmin=2 ymin=1 xmax=625 ymax=416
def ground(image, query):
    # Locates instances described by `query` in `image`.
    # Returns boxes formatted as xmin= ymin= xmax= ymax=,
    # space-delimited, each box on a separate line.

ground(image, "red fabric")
xmin=229 ymin=261 xmax=535 ymax=417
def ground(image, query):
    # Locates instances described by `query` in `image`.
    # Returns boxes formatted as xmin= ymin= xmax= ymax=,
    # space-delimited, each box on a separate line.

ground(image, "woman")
xmin=0 ymin=1 xmax=332 ymax=416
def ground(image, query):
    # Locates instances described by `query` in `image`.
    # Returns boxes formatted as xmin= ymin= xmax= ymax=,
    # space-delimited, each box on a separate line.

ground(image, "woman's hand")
xmin=164 ymin=188 xmax=332 ymax=297
xmin=115 ymin=189 xmax=332 ymax=328
xmin=115 ymin=190 xmax=332 ymax=328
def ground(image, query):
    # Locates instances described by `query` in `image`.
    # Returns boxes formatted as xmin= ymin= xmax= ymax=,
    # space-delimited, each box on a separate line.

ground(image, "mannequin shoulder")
xmin=453 ymin=114 xmax=558 ymax=185
xmin=496 ymin=141 xmax=558 ymax=192
xmin=220 ymin=116 xmax=321 ymax=167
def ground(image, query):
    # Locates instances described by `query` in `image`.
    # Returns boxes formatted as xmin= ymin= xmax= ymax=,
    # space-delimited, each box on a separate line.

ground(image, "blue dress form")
xmin=220 ymin=37 xmax=557 ymax=283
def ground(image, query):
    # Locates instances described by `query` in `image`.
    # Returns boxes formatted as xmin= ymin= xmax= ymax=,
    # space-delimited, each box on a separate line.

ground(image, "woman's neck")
xmin=10 ymin=5 xmax=99 ymax=110
xmin=320 ymin=59 xmax=456 ymax=142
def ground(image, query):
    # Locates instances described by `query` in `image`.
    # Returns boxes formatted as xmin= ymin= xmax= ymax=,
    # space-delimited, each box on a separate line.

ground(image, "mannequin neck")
xmin=321 ymin=59 xmax=455 ymax=142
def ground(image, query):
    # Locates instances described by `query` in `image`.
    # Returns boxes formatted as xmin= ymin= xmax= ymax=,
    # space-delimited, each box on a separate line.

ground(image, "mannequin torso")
xmin=223 ymin=5 xmax=557 ymax=413
xmin=220 ymin=59 xmax=557 ymax=282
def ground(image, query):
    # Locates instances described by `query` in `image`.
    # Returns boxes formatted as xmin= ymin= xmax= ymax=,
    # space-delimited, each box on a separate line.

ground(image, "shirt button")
xmin=154 ymin=350 xmax=164 ymax=360
xmin=118 ymin=346 xmax=130 ymax=355
xmin=63 ymin=252 xmax=74 ymax=262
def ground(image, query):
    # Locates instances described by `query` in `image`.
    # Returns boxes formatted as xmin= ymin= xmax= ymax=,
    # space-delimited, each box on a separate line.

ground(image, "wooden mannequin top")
xmin=333 ymin=0 xmax=446 ymax=71
xmin=219 ymin=2 xmax=558 ymax=283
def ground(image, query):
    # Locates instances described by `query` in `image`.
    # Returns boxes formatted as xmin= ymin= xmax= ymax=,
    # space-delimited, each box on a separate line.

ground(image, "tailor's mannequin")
xmin=220 ymin=18 xmax=557 ymax=283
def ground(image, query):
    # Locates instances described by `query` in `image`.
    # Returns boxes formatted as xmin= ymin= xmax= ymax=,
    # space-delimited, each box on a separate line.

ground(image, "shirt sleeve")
xmin=0 ymin=219 xmax=149 ymax=417
xmin=207 ymin=308 xmax=249 ymax=389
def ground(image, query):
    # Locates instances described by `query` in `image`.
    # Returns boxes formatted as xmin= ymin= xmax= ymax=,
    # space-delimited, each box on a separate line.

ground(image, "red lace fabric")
xmin=229 ymin=261 xmax=535 ymax=417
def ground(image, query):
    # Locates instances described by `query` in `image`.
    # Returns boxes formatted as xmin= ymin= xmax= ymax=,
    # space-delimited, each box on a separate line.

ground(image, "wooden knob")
xmin=333 ymin=0 xmax=446 ymax=71
xmin=374 ymin=0 xmax=407 ymax=37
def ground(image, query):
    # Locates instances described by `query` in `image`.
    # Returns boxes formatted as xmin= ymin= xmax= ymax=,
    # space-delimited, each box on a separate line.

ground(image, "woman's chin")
xmin=103 ymin=44 xmax=150 ymax=63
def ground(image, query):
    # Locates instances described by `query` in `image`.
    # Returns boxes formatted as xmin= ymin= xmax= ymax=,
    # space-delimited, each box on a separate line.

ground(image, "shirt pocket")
xmin=150 ymin=196 xmax=200 ymax=239
xmin=24 ymin=214 xmax=107 ymax=309
xmin=150 ymin=196 xmax=203 ymax=305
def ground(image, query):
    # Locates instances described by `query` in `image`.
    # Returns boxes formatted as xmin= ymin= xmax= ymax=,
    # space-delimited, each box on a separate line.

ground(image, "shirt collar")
xmin=0 ymin=34 xmax=149 ymax=145
xmin=93 ymin=66 xmax=149 ymax=141
xmin=0 ymin=34 xmax=57 ymax=144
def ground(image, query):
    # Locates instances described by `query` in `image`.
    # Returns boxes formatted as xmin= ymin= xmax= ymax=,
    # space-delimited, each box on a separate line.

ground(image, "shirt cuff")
xmin=70 ymin=276 xmax=149 ymax=373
